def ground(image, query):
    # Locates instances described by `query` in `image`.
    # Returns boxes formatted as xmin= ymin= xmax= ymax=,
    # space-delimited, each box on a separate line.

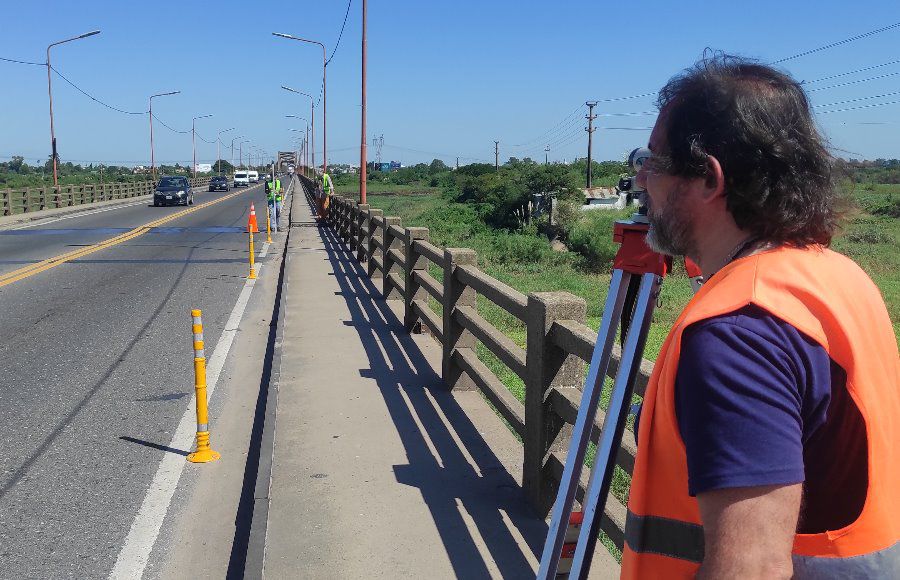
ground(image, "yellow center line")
xmin=0 ymin=188 xmax=252 ymax=289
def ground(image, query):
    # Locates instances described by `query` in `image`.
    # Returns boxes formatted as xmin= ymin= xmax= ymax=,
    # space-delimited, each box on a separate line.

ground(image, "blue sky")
xmin=1 ymin=0 xmax=898 ymax=168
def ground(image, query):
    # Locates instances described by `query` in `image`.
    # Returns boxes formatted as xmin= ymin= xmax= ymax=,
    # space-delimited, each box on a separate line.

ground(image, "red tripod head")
xmin=612 ymin=219 xmax=671 ymax=277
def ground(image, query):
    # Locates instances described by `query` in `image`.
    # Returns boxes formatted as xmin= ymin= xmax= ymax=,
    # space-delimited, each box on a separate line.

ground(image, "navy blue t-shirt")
xmin=660 ymin=304 xmax=866 ymax=533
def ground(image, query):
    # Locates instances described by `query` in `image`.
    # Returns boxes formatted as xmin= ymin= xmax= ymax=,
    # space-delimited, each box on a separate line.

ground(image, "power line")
xmin=151 ymin=112 xmax=191 ymax=134
xmin=806 ymin=70 xmax=900 ymax=93
xmin=326 ymin=0 xmax=354 ymax=66
xmin=0 ymin=55 xmax=45 ymax=66
xmin=773 ymin=21 xmax=900 ymax=64
xmin=50 ymin=65 xmax=146 ymax=115
xmin=818 ymin=99 xmax=900 ymax=115
xmin=814 ymin=90 xmax=900 ymax=109
xmin=511 ymin=104 xmax=586 ymax=147
xmin=802 ymin=59 xmax=900 ymax=85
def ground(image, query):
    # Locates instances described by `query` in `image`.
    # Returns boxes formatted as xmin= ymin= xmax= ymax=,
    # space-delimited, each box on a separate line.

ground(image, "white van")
xmin=234 ymin=171 xmax=250 ymax=187
xmin=248 ymin=170 xmax=259 ymax=183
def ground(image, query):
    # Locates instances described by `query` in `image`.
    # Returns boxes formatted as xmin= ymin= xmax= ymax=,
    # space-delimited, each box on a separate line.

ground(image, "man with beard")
xmin=623 ymin=55 xmax=899 ymax=579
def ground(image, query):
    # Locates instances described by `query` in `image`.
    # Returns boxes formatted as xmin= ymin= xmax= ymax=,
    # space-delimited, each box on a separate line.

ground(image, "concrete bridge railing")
xmin=1 ymin=176 xmax=215 ymax=216
xmin=314 ymin=187 xmax=653 ymax=555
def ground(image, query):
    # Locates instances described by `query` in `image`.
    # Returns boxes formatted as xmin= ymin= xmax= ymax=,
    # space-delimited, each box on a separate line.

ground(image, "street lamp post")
xmin=230 ymin=135 xmax=243 ymax=174
xmin=282 ymin=87 xmax=316 ymax=176
xmin=192 ymin=114 xmax=212 ymax=178
xmin=239 ymin=140 xmax=250 ymax=169
xmin=149 ymin=91 xmax=180 ymax=181
xmin=47 ymin=30 xmax=101 ymax=187
xmin=285 ymin=115 xmax=310 ymax=177
xmin=216 ymin=128 xmax=235 ymax=174
xmin=273 ymin=33 xmax=327 ymax=176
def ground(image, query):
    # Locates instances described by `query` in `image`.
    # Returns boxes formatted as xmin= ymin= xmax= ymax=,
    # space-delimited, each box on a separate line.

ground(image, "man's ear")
xmin=702 ymin=155 xmax=726 ymax=202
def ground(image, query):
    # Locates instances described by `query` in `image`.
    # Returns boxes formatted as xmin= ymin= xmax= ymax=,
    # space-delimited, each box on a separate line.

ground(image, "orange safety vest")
xmin=622 ymin=246 xmax=900 ymax=578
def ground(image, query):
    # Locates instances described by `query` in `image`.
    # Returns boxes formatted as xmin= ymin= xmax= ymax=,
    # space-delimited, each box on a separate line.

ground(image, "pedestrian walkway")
xmin=263 ymin=190 xmax=618 ymax=578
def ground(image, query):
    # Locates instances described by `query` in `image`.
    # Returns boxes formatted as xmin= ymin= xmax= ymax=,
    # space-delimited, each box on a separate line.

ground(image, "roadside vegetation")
xmin=356 ymin=157 xmax=899 ymax=558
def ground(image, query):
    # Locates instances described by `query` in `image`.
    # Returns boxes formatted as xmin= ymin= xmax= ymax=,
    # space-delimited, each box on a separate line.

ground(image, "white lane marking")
xmin=9 ymin=200 xmax=148 ymax=229
xmin=109 ymin=242 xmax=270 ymax=580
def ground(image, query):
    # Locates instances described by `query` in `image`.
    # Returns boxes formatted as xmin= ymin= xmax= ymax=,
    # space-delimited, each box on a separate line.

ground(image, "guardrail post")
xmin=367 ymin=209 xmax=383 ymax=279
xmin=382 ymin=216 xmax=403 ymax=301
xmin=523 ymin=291 xmax=587 ymax=515
xmin=356 ymin=204 xmax=369 ymax=262
xmin=346 ymin=201 xmax=357 ymax=246
xmin=442 ymin=248 xmax=478 ymax=391
xmin=329 ymin=195 xmax=340 ymax=228
xmin=404 ymin=227 xmax=430 ymax=333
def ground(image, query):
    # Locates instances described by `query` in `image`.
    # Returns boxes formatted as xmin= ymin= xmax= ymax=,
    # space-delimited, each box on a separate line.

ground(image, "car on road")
xmin=234 ymin=171 xmax=250 ymax=187
xmin=248 ymin=170 xmax=259 ymax=183
xmin=208 ymin=175 xmax=230 ymax=192
xmin=154 ymin=176 xmax=194 ymax=206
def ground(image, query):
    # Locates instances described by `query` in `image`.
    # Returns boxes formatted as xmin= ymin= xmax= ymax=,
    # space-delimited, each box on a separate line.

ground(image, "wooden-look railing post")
xmin=356 ymin=204 xmax=370 ymax=263
xmin=347 ymin=201 xmax=358 ymax=248
xmin=328 ymin=195 xmax=338 ymax=228
xmin=442 ymin=248 xmax=478 ymax=391
xmin=523 ymin=291 xmax=587 ymax=515
xmin=404 ymin=227 xmax=430 ymax=333
xmin=382 ymin=216 xmax=403 ymax=301
xmin=367 ymin=209 xmax=383 ymax=279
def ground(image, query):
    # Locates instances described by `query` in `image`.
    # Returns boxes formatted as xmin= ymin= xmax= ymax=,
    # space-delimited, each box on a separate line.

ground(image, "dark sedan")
xmin=153 ymin=176 xmax=194 ymax=206
xmin=208 ymin=175 xmax=230 ymax=192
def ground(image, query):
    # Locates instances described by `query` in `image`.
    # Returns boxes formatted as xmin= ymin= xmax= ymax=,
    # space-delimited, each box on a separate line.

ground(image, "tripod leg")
xmin=537 ymin=269 xmax=633 ymax=579
xmin=569 ymin=272 xmax=662 ymax=579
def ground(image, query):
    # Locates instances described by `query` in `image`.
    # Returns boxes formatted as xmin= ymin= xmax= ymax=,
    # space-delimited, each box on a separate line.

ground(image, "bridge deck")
xmin=264 ymin=195 xmax=619 ymax=578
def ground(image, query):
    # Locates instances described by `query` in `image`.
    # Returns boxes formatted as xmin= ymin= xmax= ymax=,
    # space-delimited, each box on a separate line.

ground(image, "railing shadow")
xmin=316 ymin=222 xmax=547 ymax=578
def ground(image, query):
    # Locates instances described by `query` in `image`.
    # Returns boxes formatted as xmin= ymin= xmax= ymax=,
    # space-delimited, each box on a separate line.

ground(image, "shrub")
xmin=566 ymin=209 xmax=633 ymax=271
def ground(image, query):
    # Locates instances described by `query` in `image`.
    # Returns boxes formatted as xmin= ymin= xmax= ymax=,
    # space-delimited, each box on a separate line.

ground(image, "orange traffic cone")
xmin=247 ymin=203 xmax=260 ymax=233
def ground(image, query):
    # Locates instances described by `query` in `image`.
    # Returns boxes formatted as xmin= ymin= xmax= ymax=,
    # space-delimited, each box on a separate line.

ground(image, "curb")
xmin=237 ymin=178 xmax=298 ymax=580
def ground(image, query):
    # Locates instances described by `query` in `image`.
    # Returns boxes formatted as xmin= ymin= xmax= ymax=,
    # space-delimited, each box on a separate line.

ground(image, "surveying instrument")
xmin=537 ymin=148 xmax=702 ymax=579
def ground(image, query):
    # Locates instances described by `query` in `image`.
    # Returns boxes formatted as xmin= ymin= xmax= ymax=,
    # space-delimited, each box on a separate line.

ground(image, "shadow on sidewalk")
xmin=317 ymin=224 xmax=547 ymax=579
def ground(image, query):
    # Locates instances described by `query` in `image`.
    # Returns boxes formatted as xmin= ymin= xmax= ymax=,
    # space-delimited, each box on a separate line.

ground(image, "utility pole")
xmin=545 ymin=145 xmax=550 ymax=165
xmin=456 ymin=157 xmax=459 ymax=170
xmin=494 ymin=140 xmax=500 ymax=171
xmin=360 ymin=0 xmax=367 ymax=205
xmin=585 ymin=101 xmax=598 ymax=188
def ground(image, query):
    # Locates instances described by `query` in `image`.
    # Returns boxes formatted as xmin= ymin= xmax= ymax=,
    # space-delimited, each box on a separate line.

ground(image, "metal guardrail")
xmin=1 ymin=176 xmax=215 ymax=216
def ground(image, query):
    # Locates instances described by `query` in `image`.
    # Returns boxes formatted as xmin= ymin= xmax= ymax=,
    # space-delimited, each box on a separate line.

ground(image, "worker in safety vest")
xmin=317 ymin=172 xmax=333 ymax=221
xmin=623 ymin=55 xmax=899 ymax=579
xmin=265 ymin=175 xmax=277 ymax=228
xmin=274 ymin=176 xmax=283 ymax=214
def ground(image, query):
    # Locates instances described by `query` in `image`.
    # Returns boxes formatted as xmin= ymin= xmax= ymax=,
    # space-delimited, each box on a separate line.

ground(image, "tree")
xmin=212 ymin=159 xmax=234 ymax=174
xmin=428 ymin=158 xmax=449 ymax=174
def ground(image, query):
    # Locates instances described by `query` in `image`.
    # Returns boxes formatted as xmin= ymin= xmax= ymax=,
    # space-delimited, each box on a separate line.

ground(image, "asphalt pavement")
xmin=0 ymin=181 xmax=278 ymax=578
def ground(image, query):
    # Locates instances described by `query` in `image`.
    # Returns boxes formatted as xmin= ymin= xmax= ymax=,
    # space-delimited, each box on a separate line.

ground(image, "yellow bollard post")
xmin=248 ymin=229 xmax=257 ymax=279
xmin=187 ymin=309 xmax=220 ymax=463
xmin=266 ymin=205 xmax=273 ymax=243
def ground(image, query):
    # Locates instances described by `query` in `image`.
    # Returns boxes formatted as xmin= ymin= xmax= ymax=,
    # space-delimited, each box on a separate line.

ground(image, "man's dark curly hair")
xmin=654 ymin=53 xmax=839 ymax=247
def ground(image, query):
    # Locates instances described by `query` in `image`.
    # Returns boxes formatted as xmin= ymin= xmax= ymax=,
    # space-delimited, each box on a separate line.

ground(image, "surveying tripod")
xmin=537 ymin=211 xmax=702 ymax=579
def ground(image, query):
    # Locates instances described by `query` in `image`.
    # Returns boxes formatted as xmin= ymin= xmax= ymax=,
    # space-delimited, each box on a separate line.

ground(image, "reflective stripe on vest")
xmin=626 ymin=512 xmax=900 ymax=577
xmin=793 ymin=540 xmax=900 ymax=579
xmin=624 ymin=510 xmax=704 ymax=564
xmin=623 ymin=247 xmax=900 ymax=579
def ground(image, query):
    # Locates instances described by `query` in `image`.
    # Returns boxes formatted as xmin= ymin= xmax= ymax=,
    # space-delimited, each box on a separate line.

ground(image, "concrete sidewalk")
xmin=263 ymin=193 xmax=618 ymax=578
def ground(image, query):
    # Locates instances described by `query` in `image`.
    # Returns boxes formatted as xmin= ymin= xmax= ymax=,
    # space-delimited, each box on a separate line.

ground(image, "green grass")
xmin=361 ymin=184 xmax=900 ymax=561
xmin=334 ymin=181 xmax=439 ymax=195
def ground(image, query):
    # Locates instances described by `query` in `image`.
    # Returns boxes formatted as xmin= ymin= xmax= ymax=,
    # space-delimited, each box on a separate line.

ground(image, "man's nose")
xmin=635 ymin=167 xmax=647 ymax=189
